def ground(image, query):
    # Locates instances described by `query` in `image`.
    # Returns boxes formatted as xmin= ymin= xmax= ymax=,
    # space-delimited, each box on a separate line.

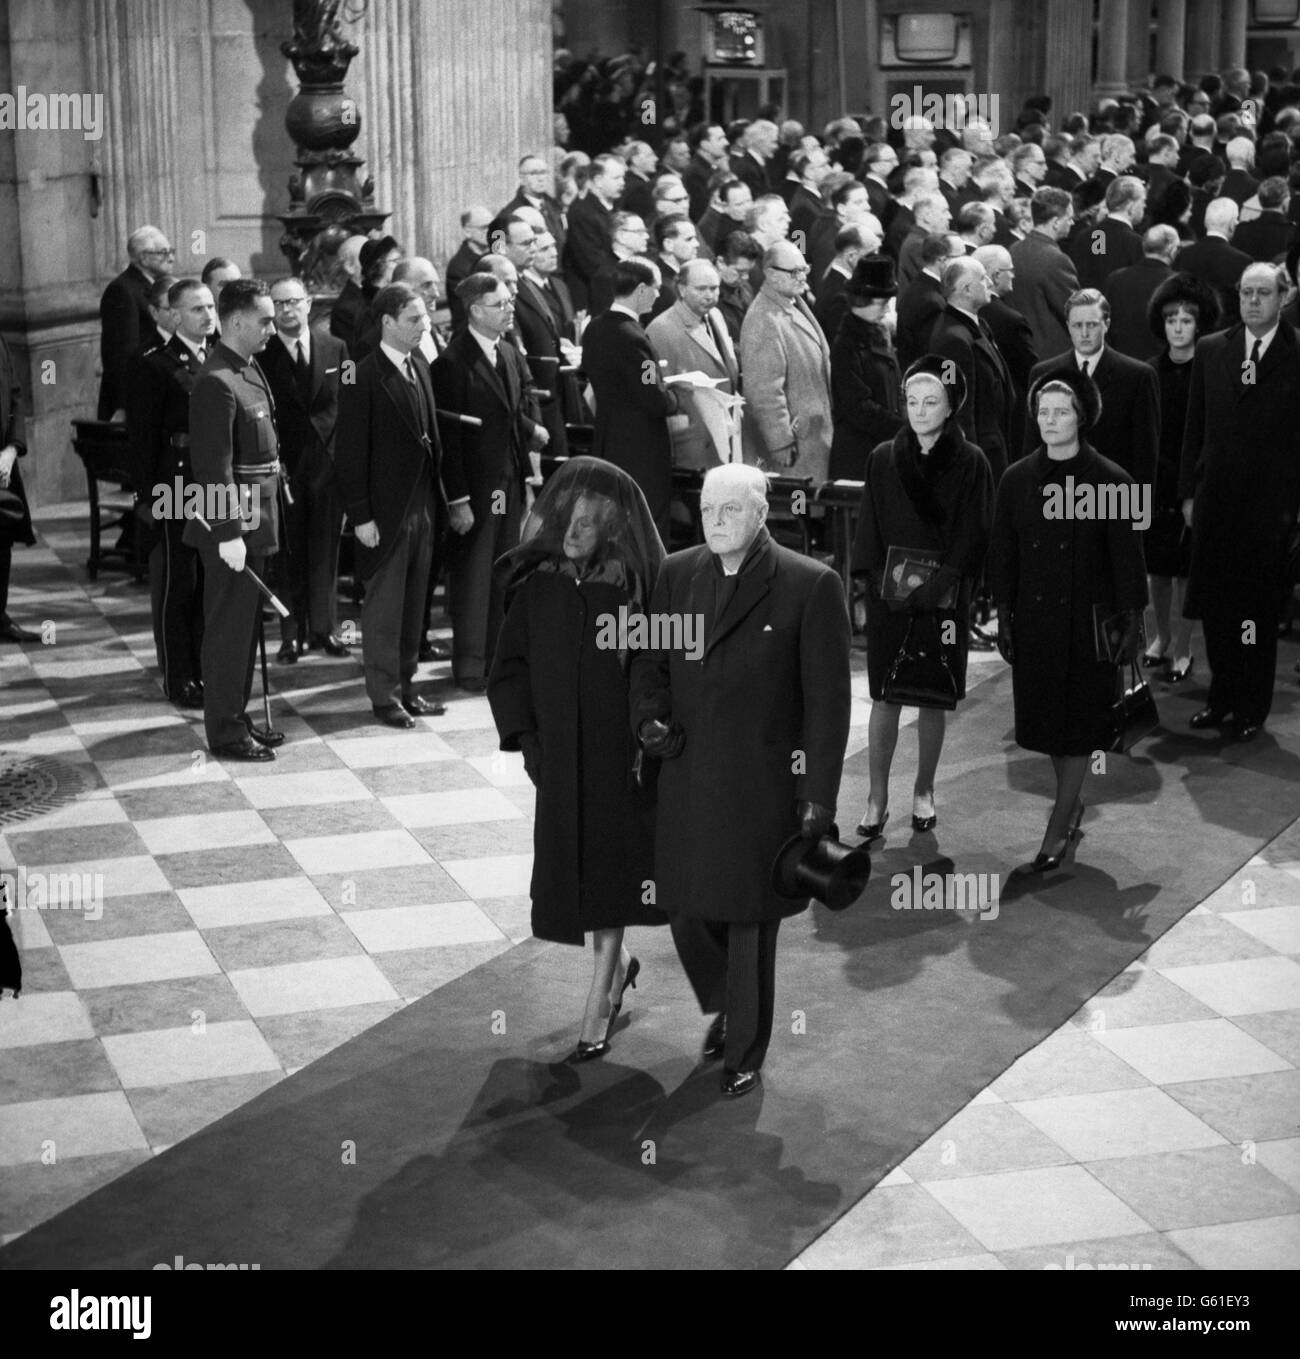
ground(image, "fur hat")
xmin=903 ymin=353 xmax=968 ymax=414
xmin=1027 ymin=365 xmax=1102 ymax=432
xmin=1146 ymin=271 xmax=1221 ymax=342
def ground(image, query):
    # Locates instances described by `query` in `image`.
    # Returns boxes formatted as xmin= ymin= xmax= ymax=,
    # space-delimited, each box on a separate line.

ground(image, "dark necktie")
xmin=405 ymin=355 xmax=431 ymax=437
xmin=1250 ymin=337 xmax=1262 ymax=368
xmin=1079 ymin=358 xmax=1091 ymax=379
xmin=295 ymin=340 xmax=311 ymax=404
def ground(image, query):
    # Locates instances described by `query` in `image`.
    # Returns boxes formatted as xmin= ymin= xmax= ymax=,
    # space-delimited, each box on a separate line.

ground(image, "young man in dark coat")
xmin=1179 ymin=261 xmax=1300 ymax=741
xmin=630 ymin=463 xmax=852 ymax=1098
xmin=335 ymin=282 xmax=447 ymax=726
xmin=580 ymin=259 xmax=684 ymax=540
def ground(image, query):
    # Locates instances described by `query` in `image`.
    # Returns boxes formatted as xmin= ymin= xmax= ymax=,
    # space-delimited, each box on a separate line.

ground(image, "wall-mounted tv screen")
xmin=894 ymin=13 xmax=960 ymax=63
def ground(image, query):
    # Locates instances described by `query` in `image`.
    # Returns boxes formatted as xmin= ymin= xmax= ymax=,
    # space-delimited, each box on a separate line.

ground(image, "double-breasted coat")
xmin=628 ymin=531 xmax=852 ymax=924
xmin=1178 ymin=320 xmax=1300 ymax=619
xmin=988 ymin=442 xmax=1149 ymax=755
xmin=488 ymin=568 xmax=662 ymax=945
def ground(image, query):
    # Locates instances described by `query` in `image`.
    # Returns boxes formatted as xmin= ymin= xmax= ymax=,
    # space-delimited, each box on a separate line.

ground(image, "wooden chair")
xmin=69 ymin=420 xmax=146 ymax=582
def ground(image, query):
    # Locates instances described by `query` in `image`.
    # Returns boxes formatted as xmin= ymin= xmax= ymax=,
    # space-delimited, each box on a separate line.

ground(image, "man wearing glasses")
xmin=739 ymin=240 xmax=833 ymax=483
xmin=501 ymin=154 xmax=566 ymax=261
xmin=260 ymin=278 xmax=350 ymax=664
xmin=98 ymin=225 xmax=175 ymax=421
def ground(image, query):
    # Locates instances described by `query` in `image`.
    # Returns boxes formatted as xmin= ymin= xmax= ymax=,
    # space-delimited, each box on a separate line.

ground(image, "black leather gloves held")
xmin=638 ymin=718 xmax=685 ymax=759
xmin=797 ymin=800 xmax=835 ymax=840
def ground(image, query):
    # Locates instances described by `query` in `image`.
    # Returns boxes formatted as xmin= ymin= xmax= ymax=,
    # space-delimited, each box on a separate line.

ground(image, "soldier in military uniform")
xmin=182 ymin=278 xmax=283 ymax=761
xmin=126 ymin=278 xmax=215 ymax=707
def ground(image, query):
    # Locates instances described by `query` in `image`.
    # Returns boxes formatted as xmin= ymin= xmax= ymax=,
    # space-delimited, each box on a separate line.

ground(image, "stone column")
xmin=1044 ymin=0 xmax=1093 ymax=120
xmin=1221 ymin=0 xmax=1249 ymax=72
xmin=1094 ymin=0 xmax=1131 ymax=101
xmin=1184 ymin=0 xmax=1219 ymax=82
xmin=1155 ymin=0 xmax=1187 ymax=81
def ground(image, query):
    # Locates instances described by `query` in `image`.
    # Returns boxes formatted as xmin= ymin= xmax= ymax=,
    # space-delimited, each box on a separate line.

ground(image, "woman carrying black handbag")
xmin=849 ymin=355 xmax=994 ymax=841
xmin=988 ymin=368 xmax=1150 ymax=873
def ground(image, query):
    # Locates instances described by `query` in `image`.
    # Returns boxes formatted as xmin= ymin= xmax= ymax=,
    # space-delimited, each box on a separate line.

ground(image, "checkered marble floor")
xmin=2 ymin=506 xmax=1296 ymax=1268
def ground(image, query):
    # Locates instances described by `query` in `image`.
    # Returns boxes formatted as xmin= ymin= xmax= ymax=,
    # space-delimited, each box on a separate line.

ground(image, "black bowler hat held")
xmin=772 ymin=826 xmax=871 ymax=912
xmin=0 ymin=489 xmax=25 ymax=532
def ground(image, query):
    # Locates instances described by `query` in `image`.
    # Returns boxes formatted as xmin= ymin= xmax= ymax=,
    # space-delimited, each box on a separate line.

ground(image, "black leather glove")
xmin=638 ymin=718 xmax=685 ymax=759
xmin=797 ymin=800 xmax=834 ymax=840
xmin=904 ymin=570 xmax=956 ymax=613
xmin=518 ymin=732 xmax=542 ymax=787
xmin=996 ymin=611 xmax=1014 ymax=666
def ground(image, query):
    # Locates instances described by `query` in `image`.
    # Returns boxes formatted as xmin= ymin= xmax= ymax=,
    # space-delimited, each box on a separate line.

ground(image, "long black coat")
xmin=982 ymin=294 xmax=1039 ymax=457
xmin=928 ymin=304 xmax=1015 ymax=483
xmin=510 ymin=275 xmax=570 ymax=459
xmin=0 ymin=332 xmax=32 ymax=547
xmin=1023 ymin=345 xmax=1160 ymax=488
xmin=97 ymin=264 xmax=154 ymax=419
xmin=988 ymin=443 xmax=1149 ymax=755
xmin=489 ymin=570 xmax=662 ymax=944
xmin=1101 ymin=258 xmax=1174 ymax=363
xmin=628 ymin=532 xmax=852 ymax=924
xmin=1178 ymin=320 xmax=1300 ymax=617
xmin=851 ymin=424 xmax=993 ymax=700
xmin=828 ymin=313 xmax=904 ymax=481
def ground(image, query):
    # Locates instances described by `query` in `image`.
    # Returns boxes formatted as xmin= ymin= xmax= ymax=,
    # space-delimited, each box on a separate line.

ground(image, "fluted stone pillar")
xmin=1155 ymin=0 xmax=1187 ymax=81
xmin=1095 ymin=0 xmax=1131 ymax=101
xmin=1185 ymin=0 xmax=1219 ymax=82
xmin=1045 ymin=0 xmax=1093 ymax=119
xmin=1221 ymin=0 xmax=1248 ymax=71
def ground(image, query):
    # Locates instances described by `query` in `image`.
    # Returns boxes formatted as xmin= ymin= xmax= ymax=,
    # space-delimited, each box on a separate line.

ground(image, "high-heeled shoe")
xmin=911 ymin=795 xmax=937 ymax=834
xmin=855 ymin=809 xmax=889 ymax=841
xmin=1029 ymin=799 xmax=1085 ymax=873
xmin=1167 ymin=658 xmax=1194 ymax=684
xmin=604 ymin=956 xmax=640 ymax=1040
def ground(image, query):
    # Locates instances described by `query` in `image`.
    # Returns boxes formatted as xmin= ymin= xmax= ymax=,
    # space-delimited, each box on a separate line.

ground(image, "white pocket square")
xmin=763 ymin=624 xmax=773 ymax=631
xmin=325 ymin=367 xmax=338 ymax=374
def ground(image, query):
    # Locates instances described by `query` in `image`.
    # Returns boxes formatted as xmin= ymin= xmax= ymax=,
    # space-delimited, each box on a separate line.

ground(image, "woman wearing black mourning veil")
xmin=488 ymin=458 xmax=667 ymax=1063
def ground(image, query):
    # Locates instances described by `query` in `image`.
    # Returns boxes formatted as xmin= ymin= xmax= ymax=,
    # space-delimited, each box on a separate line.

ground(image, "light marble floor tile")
xmin=59 ymin=930 xmax=221 ymax=990
xmin=1165 ymin=1214 xmax=1300 ymax=1270
xmin=996 ymin=1230 xmax=1198 ymax=1271
xmin=796 ymin=1184 xmax=984 ymax=1269
xmin=1254 ymin=1138 xmax=1300 ymax=1196
xmin=379 ymin=787 xmax=525 ymax=829
xmin=329 ymin=732 xmax=458 ymax=768
xmin=283 ymin=828 xmax=431 ymax=876
xmin=922 ymin=1166 xmax=1149 ymax=1251
xmin=465 ymin=752 xmax=533 ymax=788
xmin=1013 ymin=1086 xmax=1227 ymax=1162
xmin=1160 ymin=956 xmax=1300 ymax=1016
xmin=102 ymin=1020 xmax=281 ymax=1088
xmin=178 ymin=877 xmax=334 ymax=930
xmin=234 ymin=768 xmax=373 ymax=809
xmin=342 ymin=900 xmax=506 ymax=953
xmin=135 ymin=810 xmax=275 ymax=856
xmin=1164 ymin=1070 xmax=1300 ymax=1143
xmin=1072 ymin=969 xmax=1219 ymax=1032
xmin=226 ymin=954 xmax=400 ymax=1017
xmin=442 ymin=854 xmax=534 ymax=899
xmin=1095 ymin=1019 xmax=1293 ymax=1086
xmin=898 ymin=1102 xmax=1074 ymax=1182
xmin=0 ymin=992 xmax=93 ymax=1048
xmin=1232 ymin=1010 xmax=1300 ymax=1066
xmin=990 ymin=1029 xmax=1149 ymax=1102
xmin=32 ymin=855 xmax=170 ymax=899
xmin=95 ymin=756 xmax=231 ymax=790
xmin=0 ymin=1092 xmax=149 ymax=1166
xmin=1219 ymin=906 xmax=1300 ymax=956
xmin=2 ymin=795 xmax=126 ymax=831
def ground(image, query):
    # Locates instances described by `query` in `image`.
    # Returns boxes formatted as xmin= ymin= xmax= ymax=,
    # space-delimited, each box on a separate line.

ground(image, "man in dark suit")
xmin=813 ymin=223 xmax=873 ymax=339
xmin=629 ymin=463 xmax=851 ymax=1098
xmin=581 ymin=259 xmax=685 ymax=539
xmin=133 ymin=276 xmax=177 ymax=360
xmin=98 ymin=225 xmax=175 ymax=420
xmin=181 ymin=279 xmax=283 ymax=761
xmin=786 ymin=146 xmax=834 ymax=243
xmin=1010 ymin=187 xmax=1080 ymax=360
xmin=684 ymin=122 xmax=729 ymax=221
xmin=261 ymin=277 xmax=350 ymax=663
xmin=1101 ymin=226 xmax=1179 ymax=361
xmin=328 ymin=235 xmax=368 ymax=353
xmin=650 ymin=215 xmax=699 ymax=320
xmin=1180 ymin=262 xmax=1300 ymax=741
xmin=974 ymin=244 xmax=1039 ymax=456
xmin=928 ymin=257 xmax=1014 ymax=482
xmin=1068 ymin=176 xmax=1146 ymax=290
xmin=1231 ymin=176 xmax=1295 ymax=261
xmin=0 ymin=330 xmax=35 ymax=642
xmin=514 ymin=237 xmax=572 ymax=458
xmin=1174 ymin=197 xmax=1252 ymax=325
xmin=896 ymin=234 xmax=961 ymax=369
xmin=335 ymin=283 xmax=448 ymax=725
xmin=808 ymin=179 xmax=876 ymax=288
xmin=127 ymin=278 xmax=215 ymax=704
xmin=862 ymin=143 xmax=899 ymax=227
xmin=501 ymin=155 xmax=567 ymax=262
xmin=445 ymin=207 xmax=493 ymax=328
xmin=729 ymin=119 xmax=778 ymax=198
xmin=431 ymin=274 xmax=546 ymax=691
xmin=1219 ymin=138 xmax=1260 ymax=206
xmin=562 ymin=154 xmax=626 ymax=310
xmin=1022 ymin=288 xmax=1160 ymax=487
xmin=621 ymin=140 xmax=658 ymax=220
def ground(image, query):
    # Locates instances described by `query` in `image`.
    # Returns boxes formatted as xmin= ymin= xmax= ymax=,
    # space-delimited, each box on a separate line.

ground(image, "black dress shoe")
xmin=567 ymin=1039 xmax=609 ymax=1064
xmin=373 ymin=704 xmax=415 ymax=729
xmin=0 ymin=616 xmax=38 ymax=642
xmin=456 ymin=677 xmax=489 ymax=693
xmin=968 ymin=625 xmax=997 ymax=651
xmin=242 ymin=716 xmax=286 ymax=748
xmin=1234 ymin=722 xmax=1263 ymax=742
xmin=173 ymin=680 xmax=204 ymax=709
xmin=1189 ymin=706 xmax=1231 ymax=730
xmin=702 ymin=1013 xmax=727 ymax=1061
xmin=309 ymin=633 xmax=351 ymax=658
xmin=402 ymin=694 xmax=447 ymax=717
xmin=211 ymin=736 xmax=275 ymax=762
xmin=276 ymin=641 xmax=298 ymax=664
xmin=721 ymin=1069 xmax=761 ymax=1098
xmin=419 ymin=638 xmax=452 ymax=662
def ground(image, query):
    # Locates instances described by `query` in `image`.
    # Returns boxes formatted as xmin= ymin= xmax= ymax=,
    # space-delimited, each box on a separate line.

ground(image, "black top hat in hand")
xmin=772 ymin=826 xmax=872 ymax=911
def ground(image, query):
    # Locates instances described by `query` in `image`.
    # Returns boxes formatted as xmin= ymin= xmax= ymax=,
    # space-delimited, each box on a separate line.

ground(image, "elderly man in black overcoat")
xmin=1179 ymin=261 xmax=1300 ymax=741
xmin=629 ymin=463 xmax=852 ymax=1098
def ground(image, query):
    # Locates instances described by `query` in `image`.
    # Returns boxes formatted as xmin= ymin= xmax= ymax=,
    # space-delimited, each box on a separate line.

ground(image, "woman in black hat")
xmin=488 ymin=458 xmax=667 ymax=1062
xmin=988 ymin=368 xmax=1149 ymax=872
xmin=849 ymin=355 xmax=994 ymax=841
xmin=1143 ymin=273 xmax=1219 ymax=683
xmin=827 ymin=255 xmax=905 ymax=481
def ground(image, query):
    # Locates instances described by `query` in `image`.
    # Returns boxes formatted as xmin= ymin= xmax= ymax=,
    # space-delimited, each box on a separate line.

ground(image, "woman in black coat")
xmin=827 ymin=255 xmax=904 ymax=481
xmin=849 ymin=355 xmax=994 ymax=840
xmin=1143 ymin=273 xmax=1219 ymax=684
xmin=988 ymin=368 xmax=1149 ymax=872
xmin=488 ymin=459 xmax=667 ymax=1063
